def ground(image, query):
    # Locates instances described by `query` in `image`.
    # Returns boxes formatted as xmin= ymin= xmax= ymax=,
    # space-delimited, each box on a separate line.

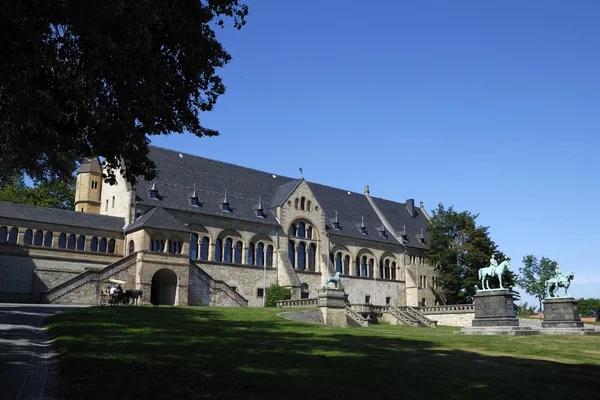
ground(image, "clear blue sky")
xmin=151 ymin=0 xmax=600 ymax=305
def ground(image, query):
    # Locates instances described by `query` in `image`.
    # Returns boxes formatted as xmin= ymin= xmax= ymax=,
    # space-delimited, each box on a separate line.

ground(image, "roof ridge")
xmin=0 ymin=201 xmax=124 ymax=220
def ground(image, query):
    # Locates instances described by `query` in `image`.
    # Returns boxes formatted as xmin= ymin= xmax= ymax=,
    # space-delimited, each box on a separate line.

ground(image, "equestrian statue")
xmin=475 ymin=255 xmax=511 ymax=291
xmin=544 ymin=264 xmax=574 ymax=298
xmin=323 ymin=272 xmax=341 ymax=289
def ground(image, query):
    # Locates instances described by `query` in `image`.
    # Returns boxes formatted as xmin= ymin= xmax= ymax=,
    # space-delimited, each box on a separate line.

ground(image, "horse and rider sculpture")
xmin=544 ymin=264 xmax=574 ymax=298
xmin=475 ymin=255 xmax=511 ymax=292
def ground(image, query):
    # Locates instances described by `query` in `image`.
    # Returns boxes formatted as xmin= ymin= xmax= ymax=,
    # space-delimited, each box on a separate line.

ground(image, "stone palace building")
xmin=0 ymin=146 xmax=440 ymax=307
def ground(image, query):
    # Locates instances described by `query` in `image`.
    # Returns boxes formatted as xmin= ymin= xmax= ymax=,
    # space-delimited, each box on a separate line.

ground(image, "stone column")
xmin=242 ymin=245 xmax=248 ymax=265
xmin=208 ymin=243 xmax=215 ymax=261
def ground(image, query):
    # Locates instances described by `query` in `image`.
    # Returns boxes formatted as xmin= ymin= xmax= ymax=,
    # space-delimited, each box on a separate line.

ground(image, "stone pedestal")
xmin=319 ymin=288 xmax=347 ymax=328
xmin=540 ymin=298 xmax=599 ymax=335
xmin=460 ymin=290 xmax=538 ymax=335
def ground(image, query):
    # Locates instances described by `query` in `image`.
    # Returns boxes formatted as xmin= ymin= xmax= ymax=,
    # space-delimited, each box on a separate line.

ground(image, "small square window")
xmin=365 ymin=295 xmax=371 ymax=304
xmin=191 ymin=197 xmax=198 ymax=206
xmin=257 ymin=288 xmax=264 ymax=298
xmin=386 ymin=297 xmax=391 ymax=305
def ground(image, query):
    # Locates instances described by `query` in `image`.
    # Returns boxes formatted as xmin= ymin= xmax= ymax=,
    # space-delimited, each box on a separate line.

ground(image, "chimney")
xmin=364 ymin=185 xmax=370 ymax=195
xmin=406 ymin=199 xmax=414 ymax=217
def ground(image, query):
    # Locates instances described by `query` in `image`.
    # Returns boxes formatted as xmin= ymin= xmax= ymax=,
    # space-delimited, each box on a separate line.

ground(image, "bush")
xmin=577 ymin=298 xmax=600 ymax=318
xmin=265 ymin=284 xmax=291 ymax=307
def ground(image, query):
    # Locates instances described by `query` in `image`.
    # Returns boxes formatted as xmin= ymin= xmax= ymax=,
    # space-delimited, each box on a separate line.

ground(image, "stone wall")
xmin=421 ymin=305 xmax=475 ymax=327
xmin=341 ymin=275 xmax=404 ymax=306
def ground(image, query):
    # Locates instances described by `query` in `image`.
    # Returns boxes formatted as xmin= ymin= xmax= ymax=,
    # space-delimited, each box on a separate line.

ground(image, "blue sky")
xmin=151 ymin=1 xmax=600 ymax=305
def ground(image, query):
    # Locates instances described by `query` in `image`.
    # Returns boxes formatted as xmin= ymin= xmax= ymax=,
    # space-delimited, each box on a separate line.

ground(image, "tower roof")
xmin=78 ymin=157 xmax=102 ymax=175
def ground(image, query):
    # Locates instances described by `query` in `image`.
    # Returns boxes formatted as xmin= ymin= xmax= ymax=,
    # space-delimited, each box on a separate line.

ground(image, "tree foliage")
xmin=1 ymin=0 xmax=248 ymax=186
xmin=576 ymin=298 xmax=600 ymax=318
xmin=426 ymin=204 xmax=518 ymax=304
xmin=517 ymin=255 xmax=557 ymax=311
xmin=0 ymin=173 xmax=75 ymax=210
xmin=515 ymin=302 xmax=538 ymax=316
xmin=265 ymin=284 xmax=291 ymax=307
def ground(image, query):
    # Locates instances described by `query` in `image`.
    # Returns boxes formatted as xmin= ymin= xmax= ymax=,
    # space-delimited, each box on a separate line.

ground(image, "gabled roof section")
xmin=307 ymin=184 xmax=400 ymax=245
xmin=370 ymin=197 xmax=430 ymax=249
xmin=77 ymin=157 xmax=102 ymax=174
xmin=0 ymin=202 xmax=124 ymax=232
xmin=125 ymin=207 xmax=191 ymax=233
xmin=269 ymin=179 xmax=302 ymax=208
xmin=133 ymin=147 xmax=298 ymax=226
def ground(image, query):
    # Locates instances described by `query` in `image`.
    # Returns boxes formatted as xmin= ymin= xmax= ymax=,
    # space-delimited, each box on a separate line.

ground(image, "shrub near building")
xmin=266 ymin=284 xmax=292 ymax=307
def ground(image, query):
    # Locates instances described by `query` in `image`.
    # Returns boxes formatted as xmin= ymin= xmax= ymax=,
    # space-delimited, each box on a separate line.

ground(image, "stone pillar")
xmin=471 ymin=290 xmax=518 ymax=327
xmin=208 ymin=243 xmax=215 ymax=262
xmin=319 ymin=288 xmax=347 ymax=327
xmin=242 ymin=245 xmax=248 ymax=265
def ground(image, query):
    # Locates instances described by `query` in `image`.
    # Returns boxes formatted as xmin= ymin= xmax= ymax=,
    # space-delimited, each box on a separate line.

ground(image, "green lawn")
xmin=47 ymin=307 xmax=600 ymax=400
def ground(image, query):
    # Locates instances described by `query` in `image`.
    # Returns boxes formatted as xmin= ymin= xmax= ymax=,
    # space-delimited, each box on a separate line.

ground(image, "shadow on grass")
xmin=48 ymin=307 xmax=600 ymax=400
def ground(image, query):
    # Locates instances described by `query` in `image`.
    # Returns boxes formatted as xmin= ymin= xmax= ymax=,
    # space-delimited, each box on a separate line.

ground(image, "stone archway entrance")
xmin=150 ymin=268 xmax=178 ymax=305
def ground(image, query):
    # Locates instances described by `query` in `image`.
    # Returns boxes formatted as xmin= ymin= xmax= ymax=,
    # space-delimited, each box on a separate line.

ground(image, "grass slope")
xmin=48 ymin=307 xmax=600 ymax=400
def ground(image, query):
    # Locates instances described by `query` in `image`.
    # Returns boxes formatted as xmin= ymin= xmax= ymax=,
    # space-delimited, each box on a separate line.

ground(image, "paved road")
xmin=0 ymin=304 xmax=86 ymax=400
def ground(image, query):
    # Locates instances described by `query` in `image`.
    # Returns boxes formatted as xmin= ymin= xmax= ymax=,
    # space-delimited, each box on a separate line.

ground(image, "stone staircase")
xmin=392 ymin=306 xmax=437 ymax=328
xmin=345 ymin=306 xmax=370 ymax=327
xmin=190 ymin=262 xmax=248 ymax=307
xmin=41 ymin=252 xmax=138 ymax=304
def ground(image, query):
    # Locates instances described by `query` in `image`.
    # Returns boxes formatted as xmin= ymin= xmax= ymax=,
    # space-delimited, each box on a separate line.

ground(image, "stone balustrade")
xmin=419 ymin=304 xmax=475 ymax=314
xmin=276 ymin=298 xmax=318 ymax=308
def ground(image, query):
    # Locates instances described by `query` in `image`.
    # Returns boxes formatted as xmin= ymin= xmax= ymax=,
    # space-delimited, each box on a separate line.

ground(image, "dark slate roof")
xmin=77 ymin=157 xmax=102 ymax=174
xmin=125 ymin=207 xmax=191 ymax=233
xmin=307 ymin=183 xmax=400 ymax=245
xmin=269 ymin=179 xmax=302 ymax=208
xmin=0 ymin=202 xmax=124 ymax=232
xmin=134 ymin=146 xmax=298 ymax=226
xmin=371 ymin=197 xmax=430 ymax=249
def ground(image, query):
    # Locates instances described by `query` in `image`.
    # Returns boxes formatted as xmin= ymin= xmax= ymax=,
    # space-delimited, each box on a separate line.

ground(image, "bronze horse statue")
xmin=477 ymin=260 xmax=511 ymax=290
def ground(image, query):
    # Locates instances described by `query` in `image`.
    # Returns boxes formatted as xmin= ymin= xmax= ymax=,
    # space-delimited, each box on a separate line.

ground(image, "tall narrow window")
xmin=58 ymin=233 xmax=67 ymax=249
xmin=307 ymin=201 xmax=312 ymax=211
xmin=256 ymin=242 xmax=264 ymax=267
xmin=105 ymin=199 xmax=108 ymax=211
xmin=44 ymin=231 xmax=53 ymax=248
xmin=297 ymin=242 xmax=306 ymax=270
xmin=8 ymin=227 xmax=18 ymax=244
xmin=355 ymin=257 xmax=361 ymax=276
xmin=215 ymin=238 xmax=223 ymax=262
xmin=266 ymin=245 xmax=274 ymax=267
xmin=294 ymin=198 xmax=299 ymax=209
xmin=300 ymin=197 xmax=305 ymax=210
xmin=99 ymin=238 xmax=107 ymax=253
xmin=290 ymin=224 xmax=297 ymax=237
xmin=343 ymin=255 xmax=350 ymax=275
xmin=247 ymin=242 xmax=255 ymax=265
xmin=200 ymin=237 xmax=209 ymax=261
xmin=67 ymin=234 xmax=76 ymax=250
xmin=189 ymin=233 xmax=199 ymax=260
xmin=392 ymin=263 xmax=396 ymax=280
xmin=307 ymin=226 xmax=312 ymax=239
xmin=128 ymin=240 xmax=135 ymax=255
xmin=368 ymin=258 xmax=374 ymax=277
xmin=34 ymin=230 xmax=43 ymax=246
xmin=224 ymin=238 xmax=233 ymax=263
xmin=108 ymin=239 xmax=115 ymax=254
xmin=288 ymin=241 xmax=296 ymax=268
xmin=24 ymin=229 xmax=33 ymax=245
xmin=77 ymin=235 xmax=86 ymax=251
xmin=0 ymin=226 xmax=7 ymax=243
xmin=297 ymin=222 xmax=306 ymax=238
xmin=385 ymin=260 xmax=390 ymax=280
xmin=234 ymin=241 xmax=242 ymax=264
xmin=90 ymin=237 xmax=98 ymax=252
xmin=361 ymin=256 xmax=367 ymax=277
xmin=335 ymin=252 xmax=342 ymax=273
xmin=379 ymin=260 xmax=384 ymax=278
xmin=308 ymin=243 xmax=316 ymax=270
xmin=112 ymin=196 xmax=115 ymax=208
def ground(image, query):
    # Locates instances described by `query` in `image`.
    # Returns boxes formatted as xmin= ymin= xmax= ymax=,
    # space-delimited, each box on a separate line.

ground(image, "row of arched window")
xmin=149 ymin=237 xmax=183 ymax=254
xmin=331 ymin=251 xmax=399 ymax=280
xmin=289 ymin=221 xmax=313 ymax=239
xmin=421 ymin=275 xmax=438 ymax=289
xmin=0 ymin=226 xmax=116 ymax=253
xmin=288 ymin=240 xmax=317 ymax=271
xmin=408 ymin=254 xmax=426 ymax=265
xmin=189 ymin=233 xmax=274 ymax=267
xmin=294 ymin=197 xmax=312 ymax=211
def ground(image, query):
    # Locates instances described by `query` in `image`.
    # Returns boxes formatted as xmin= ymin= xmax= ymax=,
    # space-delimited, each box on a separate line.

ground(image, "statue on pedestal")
xmin=544 ymin=266 xmax=574 ymax=298
xmin=322 ymin=272 xmax=341 ymax=290
xmin=475 ymin=256 xmax=511 ymax=291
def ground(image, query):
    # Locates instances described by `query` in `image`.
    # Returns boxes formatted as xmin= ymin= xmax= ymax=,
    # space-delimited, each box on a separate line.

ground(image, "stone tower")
xmin=74 ymin=157 xmax=103 ymax=213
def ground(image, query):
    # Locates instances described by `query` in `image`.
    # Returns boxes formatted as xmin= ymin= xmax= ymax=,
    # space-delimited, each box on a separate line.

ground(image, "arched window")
xmin=256 ymin=242 xmax=264 ymax=267
xmin=290 ymin=224 xmax=297 ymax=237
xmin=234 ymin=241 xmax=243 ymax=264
xmin=168 ymin=240 xmax=182 ymax=254
xmin=385 ymin=260 xmax=390 ymax=280
xmin=24 ymin=229 xmax=33 ymax=245
xmin=379 ymin=260 xmax=384 ymax=279
xmin=34 ymin=230 xmax=43 ymax=246
xmin=189 ymin=233 xmax=199 ymax=259
xmin=294 ymin=198 xmax=299 ymax=209
xmin=266 ymin=245 xmax=274 ymax=267
xmin=224 ymin=238 xmax=233 ymax=263
xmin=58 ymin=233 xmax=67 ymax=249
xmin=335 ymin=252 xmax=342 ymax=273
xmin=215 ymin=238 xmax=222 ymax=262
xmin=288 ymin=241 xmax=296 ymax=268
xmin=77 ymin=235 xmax=86 ymax=251
xmin=0 ymin=226 xmax=7 ymax=243
xmin=361 ymin=256 xmax=368 ymax=277
xmin=67 ymin=234 xmax=76 ymax=250
xmin=247 ymin=242 xmax=255 ymax=265
xmin=343 ymin=255 xmax=350 ymax=275
xmin=307 ymin=226 xmax=312 ymax=239
xmin=128 ymin=240 xmax=135 ymax=255
xmin=369 ymin=258 xmax=374 ymax=277
xmin=99 ymin=238 xmax=107 ymax=253
xmin=90 ymin=237 xmax=98 ymax=252
xmin=300 ymin=197 xmax=306 ymax=210
xmin=150 ymin=239 xmax=164 ymax=252
xmin=44 ymin=231 xmax=53 ymax=248
xmin=200 ymin=237 xmax=209 ymax=261
xmin=8 ymin=227 xmax=18 ymax=244
xmin=308 ymin=243 xmax=316 ymax=270
xmin=297 ymin=222 xmax=306 ymax=238
xmin=391 ymin=262 xmax=396 ymax=280
xmin=108 ymin=239 xmax=115 ymax=254
xmin=297 ymin=242 xmax=306 ymax=271
xmin=307 ymin=201 xmax=312 ymax=211
xmin=355 ymin=256 xmax=361 ymax=276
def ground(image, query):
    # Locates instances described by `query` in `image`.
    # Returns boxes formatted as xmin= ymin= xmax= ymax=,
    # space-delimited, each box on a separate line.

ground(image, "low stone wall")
xmin=420 ymin=305 xmax=475 ymax=327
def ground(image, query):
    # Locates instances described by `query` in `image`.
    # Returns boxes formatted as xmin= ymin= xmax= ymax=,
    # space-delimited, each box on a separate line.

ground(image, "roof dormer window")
xmin=190 ymin=184 xmax=200 ymax=206
xmin=333 ymin=211 xmax=341 ymax=230
xmin=359 ymin=216 xmax=367 ymax=235
xmin=379 ymin=223 xmax=387 ymax=238
xmin=149 ymin=181 xmax=159 ymax=199
xmin=221 ymin=189 xmax=231 ymax=212
xmin=256 ymin=197 xmax=265 ymax=218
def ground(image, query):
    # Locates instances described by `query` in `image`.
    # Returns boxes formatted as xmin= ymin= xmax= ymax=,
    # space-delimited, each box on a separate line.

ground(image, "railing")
xmin=345 ymin=306 xmax=370 ymax=327
xmin=419 ymin=304 xmax=475 ymax=314
xmin=277 ymin=298 xmax=319 ymax=308
xmin=387 ymin=306 xmax=419 ymax=327
xmin=403 ymin=306 xmax=437 ymax=327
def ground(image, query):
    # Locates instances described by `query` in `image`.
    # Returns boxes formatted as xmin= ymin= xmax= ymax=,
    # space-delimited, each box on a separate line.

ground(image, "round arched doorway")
xmin=150 ymin=268 xmax=178 ymax=305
